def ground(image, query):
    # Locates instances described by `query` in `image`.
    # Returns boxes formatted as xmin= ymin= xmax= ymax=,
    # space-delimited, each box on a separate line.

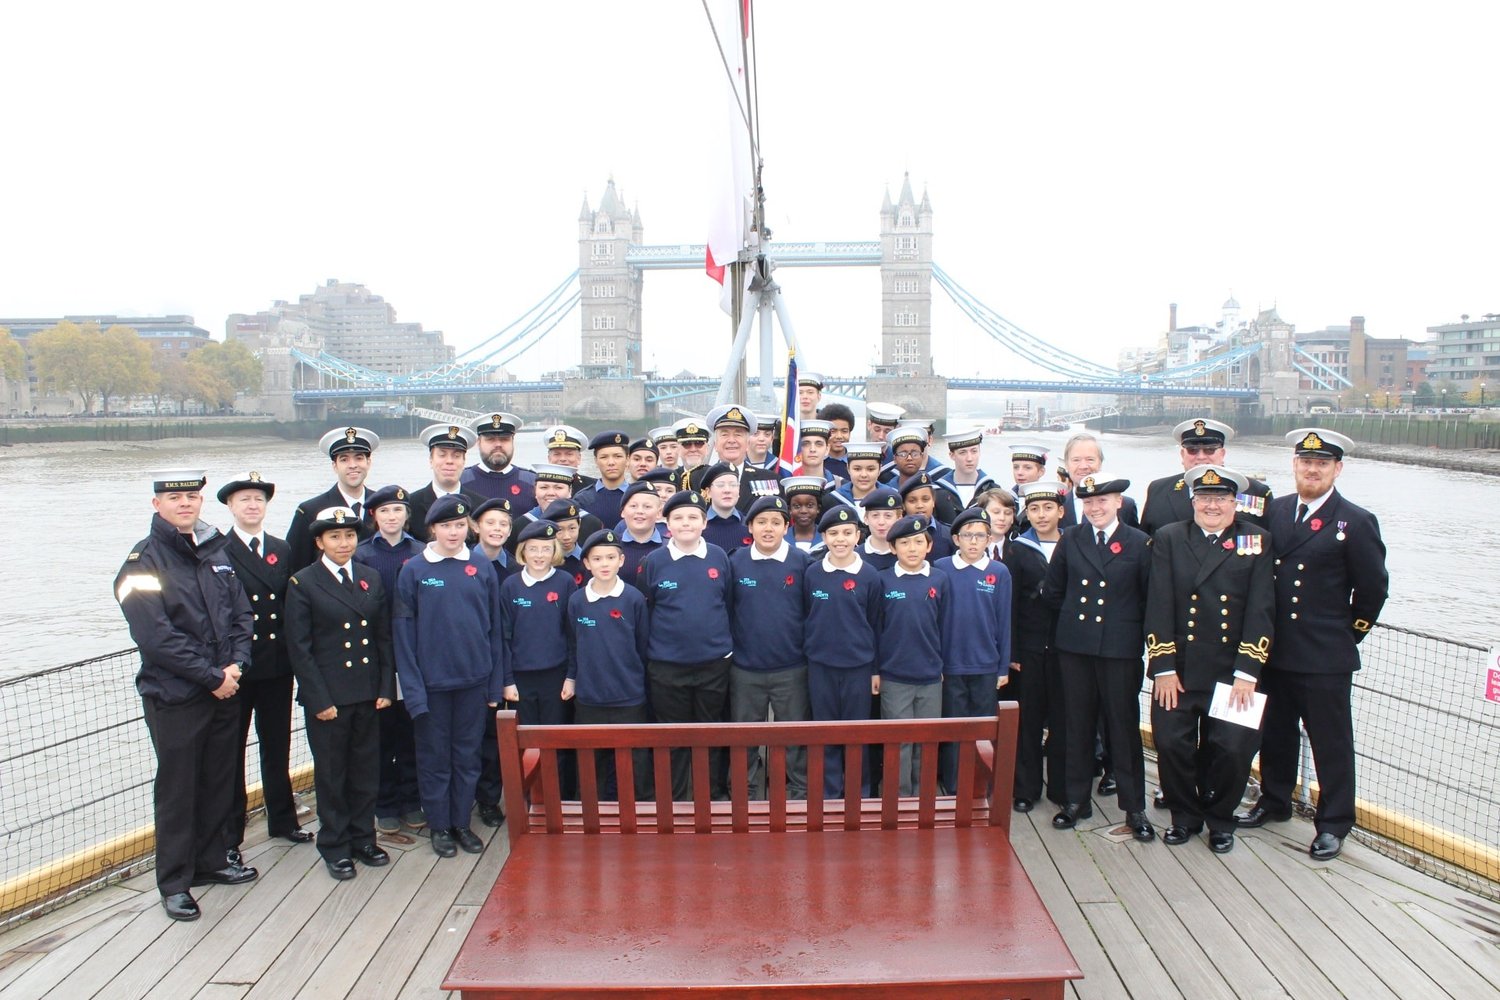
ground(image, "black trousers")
xmin=485 ymin=666 xmax=574 ymax=804
xmin=648 ymin=657 xmax=731 ymax=800
xmin=1151 ymin=688 xmax=1262 ymax=833
xmin=143 ymin=693 xmax=240 ymax=895
xmin=940 ymin=672 xmax=999 ymax=795
xmin=229 ymin=673 xmax=299 ymax=846
xmin=305 ymin=700 xmax=380 ymax=862
xmin=1256 ymin=668 xmax=1356 ymax=837
xmin=1008 ymin=646 xmax=1067 ymax=803
xmin=376 ymin=699 xmax=420 ymax=818
xmin=1058 ymin=652 xmax=1145 ymax=811
xmin=573 ymin=702 xmax=653 ymax=801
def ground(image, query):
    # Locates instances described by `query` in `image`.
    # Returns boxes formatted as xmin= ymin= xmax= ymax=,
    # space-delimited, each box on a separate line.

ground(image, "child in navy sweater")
xmin=499 ymin=519 xmax=575 ymax=726
xmin=803 ymin=505 xmax=882 ymax=798
xmin=857 ymin=487 xmax=902 ymax=570
xmin=638 ymin=490 xmax=734 ymax=800
xmin=564 ymin=529 xmax=652 ymax=800
xmin=393 ymin=495 xmax=506 ymax=859
xmin=728 ymin=495 xmax=811 ymax=798
xmin=875 ymin=515 xmax=948 ymax=795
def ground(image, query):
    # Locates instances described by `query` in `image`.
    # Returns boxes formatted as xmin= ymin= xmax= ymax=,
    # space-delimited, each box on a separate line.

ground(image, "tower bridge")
xmin=264 ymin=176 xmax=1271 ymax=423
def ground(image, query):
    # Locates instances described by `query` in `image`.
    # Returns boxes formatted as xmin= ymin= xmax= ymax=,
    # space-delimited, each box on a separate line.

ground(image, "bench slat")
xmin=881 ymin=741 xmax=900 ymax=829
xmin=729 ymin=746 xmax=749 ymax=833
xmin=919 ymin=740 xmax=939 ymax=829
xmin=768 ymin=746 xmax=788 ymax=833
xmin=653 ymin=747 xmax=674 ymax=833
xmin=615 ymin=748 xmax=637 ymax=834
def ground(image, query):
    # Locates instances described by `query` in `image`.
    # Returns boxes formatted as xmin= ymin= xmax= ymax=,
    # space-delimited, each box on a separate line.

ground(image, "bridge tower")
xmin=577 ymin=179 xmax=645 ymax=378
xmin=869 ymin=173 xmax=946 ymax=421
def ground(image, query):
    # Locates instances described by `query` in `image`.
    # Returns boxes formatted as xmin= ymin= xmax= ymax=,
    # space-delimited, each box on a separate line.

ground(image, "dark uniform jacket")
xmin=1143 ymin=519 xmax=1276 ymax=690
xmin=1264 ymin=490 xmax=1388 ymax=675
xmin=284 ymin=560 xmax=396 ymax=713
xmin=1059 ymin=493 xmax=1139 ymax=530
xmin=1004 ymin=534 xmax=1055 ymax=655
xmin=679 ymin=462 xmax=784 ymax=514
xmin=1042 ymin=520 xmax=1151 ymax=660
xmin=286 ymin=484 xmax=374 ymax=572
xmin=115 ymin=515 xmax=253 ymax=705
xmin=223 ymin=532 xmax=292 ymax=680
xmin=1139 ymin=473 xmax=1273 ymax=537
xmin=404 ymin=485 xmax=482 ymax=544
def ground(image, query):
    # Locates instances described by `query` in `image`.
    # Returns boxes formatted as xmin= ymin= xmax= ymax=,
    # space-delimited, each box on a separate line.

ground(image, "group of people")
xmin=115 ymin=381 xmax=1388 ymax=924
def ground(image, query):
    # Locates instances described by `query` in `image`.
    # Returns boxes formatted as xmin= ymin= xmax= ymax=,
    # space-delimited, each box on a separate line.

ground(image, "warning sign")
xmin=1484 ymin=648 xmax=1500 ymax=704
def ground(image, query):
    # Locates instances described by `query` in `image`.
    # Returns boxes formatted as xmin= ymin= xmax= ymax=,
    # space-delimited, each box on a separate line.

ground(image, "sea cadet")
xmin=575 ymin=430 xmax=632 ymax=527
xmin=461 ymin=412 xmax=536 ymax=512
xmin=1007 ymin=481 xmax=1070 ymax=810
xmin=936 ymin=428 xmax=999 ymax=511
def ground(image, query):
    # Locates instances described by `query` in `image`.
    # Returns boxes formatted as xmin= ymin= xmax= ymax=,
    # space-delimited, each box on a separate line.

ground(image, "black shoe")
xmin=353 ymin=844 xmax=390 ymax=867
xmin=1236 ymin=803 xmax=1293 ymax=828
xmin=476 ymin=802 xmax=504 ymax=828
xmin=1310 ymin=832 xmax=1344 ymax=861
xmin=191 ymin=863 xmax=258 ymax=887
xmin=453 ymin=827 xmax=484 ymax=854
xmin=1125 ymin=811 xmax=1155 ymax=842
xmin=279 ymin=828 xmax=315 ymax=844
xmin=430 ymin=829 xmax=457 ymax=858
xmin=1163 ymin=824 xmax=1201 ymax=846
xmin=1153 ymin=788 xmax=1167 ymax=810
xmin=325 ymin=858 xmax=357 ymax=881
xmin=1097 ymin=775 xmax=1117 ymax=796
xmin=1209 ymin=831 xmax=1235 ymax=854
xmin=161 ymin=891 xmax=200 ymax=921
xmin=1052 ymin=803 xmax=1093 ymax=829
xmin=1013 ymin=798 xmax=1034 ymax=814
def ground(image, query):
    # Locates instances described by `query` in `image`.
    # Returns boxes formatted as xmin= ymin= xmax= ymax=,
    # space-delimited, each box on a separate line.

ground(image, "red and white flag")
xmin=705 ymin=0 xmax=753 ymax=313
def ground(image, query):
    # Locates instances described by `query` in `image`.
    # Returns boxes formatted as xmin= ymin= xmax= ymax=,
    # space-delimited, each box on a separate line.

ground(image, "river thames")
xmin=0 ymin=426 xmax=1494 ymax=679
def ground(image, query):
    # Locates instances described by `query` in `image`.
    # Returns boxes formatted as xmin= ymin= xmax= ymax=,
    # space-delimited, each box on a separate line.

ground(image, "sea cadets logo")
xmin=396 ymin=488 xmax=406 ymax=500
xmin=249 ymin=471 xmax=263 ymax=482
xmin=810 ymin=588 xmax=830 ymax=601
xmin=456 ymin=503 xmax=467 ymax=515
xmin=575 ymin=614 xmax=598 ymax=629
xmin=1082 ymin=476 xmax=1096 ymax=491
xmin=491 ymin=414 xmax=504 ymax=428
xmin=884 ymin=589 xmax=907 ymax=601
xmin=1235 ymin=534 xmax=1264 ymax=556
xmin=1193 ymin=419 xmax=1207 ymax=437
xmin=345 ymin=427 xmax=358 ymax=444
xmin=1301 ymin=432 xmax=1324 ymax=451
xmin=420 ymin=577 xmax=445 ymax=588
xmin=738 ymin=577 xmax=758 ymax=588
xmin=448 ymin=425 xmax=461 ymax=439
xmin=656 ymin=579 xmax=679 ymax=590
xmin=512 ymin=596 xmax=533 ymax=608
xmin=543 ymin=525 xmax=555 ymax=536
xmin=334 ymin=509 xmax=347 ymax=524
xmin=837 ymin=510 xmax=850 ymax=521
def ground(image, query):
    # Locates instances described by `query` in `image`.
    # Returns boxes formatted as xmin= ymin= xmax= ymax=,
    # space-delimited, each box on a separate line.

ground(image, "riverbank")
xmin=1241 ymin=436 xmax=1500 ymax=475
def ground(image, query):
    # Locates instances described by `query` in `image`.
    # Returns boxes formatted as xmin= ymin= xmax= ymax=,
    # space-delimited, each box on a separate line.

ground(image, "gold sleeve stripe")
xmin=116 ymin=574 xmax=162 ymax=602
xmin=1353 ymin=618 xmax=1372 ymax=633
xmin=1237 ymin=639 xmax=1270 ymax=664
xmin=1145 ymin=634 xmax=1178 ymax=660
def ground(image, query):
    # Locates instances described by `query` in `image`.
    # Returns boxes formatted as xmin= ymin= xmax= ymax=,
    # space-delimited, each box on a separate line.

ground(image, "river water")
xmin=0 ymin=427 xmax=1494 ymax=678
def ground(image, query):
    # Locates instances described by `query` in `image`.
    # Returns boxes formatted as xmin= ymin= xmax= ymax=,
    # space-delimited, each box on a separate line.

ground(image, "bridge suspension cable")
xmin=449 ymin=270 xmax=579 ymax=363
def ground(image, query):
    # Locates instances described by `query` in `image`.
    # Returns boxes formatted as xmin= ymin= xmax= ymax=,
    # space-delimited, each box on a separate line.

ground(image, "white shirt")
xmin=894 ymin=563 xmax=931 ymax=577
xmin=950 ymin=553 xmax=991 ymax=572
xmin=821 ymin=554 xmax=865 ymax=574
xmin=233 ymin=527 xmax=265 ymax=552
xmin=1038 ymin=539 xmax=1059 ymax=562
xmin=338 ymin=489 xmax=367 ymax=510
xmin=667 ymin=537 xmax=709 ymax=561
xmin=322 ymin=555 xmax=354 ymax=581
xmin=421 ymin=543 xmax=470 ymax=563
xmin=429 ymin=481 xmax=463 ymax=498
xmin=1091 ymin=518 xmax=1120 ymax=543
xmin=521 ymin=567 xmax=556 ymax=587
xmin=1296 ymin=489 xmax=1335 ymax=520
xmin=584 ymin=577 xmax=625 ymax=602
xmin=750 ymin=541 xmax=790 ymax=562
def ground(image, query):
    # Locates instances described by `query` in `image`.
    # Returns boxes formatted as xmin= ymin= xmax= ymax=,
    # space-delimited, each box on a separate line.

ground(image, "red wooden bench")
xmin=445 ymin=707 xmax=1081 ymax=998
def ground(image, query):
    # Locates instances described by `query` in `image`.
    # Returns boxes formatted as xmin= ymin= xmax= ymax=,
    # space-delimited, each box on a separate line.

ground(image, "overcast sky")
xmin=3 ymin=2 xmax=1495 ymax=382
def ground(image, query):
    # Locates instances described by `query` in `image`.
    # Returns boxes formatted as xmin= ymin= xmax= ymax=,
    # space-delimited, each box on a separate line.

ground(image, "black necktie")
xmin=249 ymin=537 xmax=261 ymax=558
xmin=351 ymin=501 xmax=362 ymax=518
xmin=339 ymin=567 xmax=353 ymax=591
xmin=1096 ymin=529 xmax=1107 ymax=549
xmin=1205 ymin=533 xmax=1218 ymax=548
xmin=1296 ymin=503 xmax=1308 ymax=524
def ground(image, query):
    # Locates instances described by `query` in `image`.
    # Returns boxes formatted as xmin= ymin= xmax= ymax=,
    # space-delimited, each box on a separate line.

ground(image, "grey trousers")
xmin=879 ymin=679 xmax=943 ymax=796
xmin=729 ymin=665 xmax=810 ymax=799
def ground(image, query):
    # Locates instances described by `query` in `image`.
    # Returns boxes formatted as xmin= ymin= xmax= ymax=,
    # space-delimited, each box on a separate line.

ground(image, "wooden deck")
xmin=4 ymin=780 xmax=1500 ymax=1000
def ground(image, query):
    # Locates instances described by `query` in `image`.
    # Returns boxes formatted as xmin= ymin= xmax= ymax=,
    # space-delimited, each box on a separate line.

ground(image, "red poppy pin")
xmin=546 ymin=591 xmax=558 ymax=602
xmin=742 ymin=536 xmax=753 ymax=546
xmin=785 ymin=574 xmax=795 ymax=586
xmin=708 ymin=567 xmax=719 ymax=579
xmin=1109 ymin=541 xmax=1122 ymax=554
xmin=510 ymin=484 xmax=521 ymax=495
xmin=1310 ymin=518 xmax=1323 ymax=531
xmin=928 ymin=587 xmax=937 ymax=599
xmin=1223 ymin=539 xmax=1235 ymax=550
xmin=574 ymin=573 xmax=584 ymax=585
xmin=359 ymin=579 xmax=370 ymax=591
xmin=610 ymin=608 xmax=623 ymax=620
xmin=465 ymin=565 xmax=478 ymax=576
xmin=984 ymin=573 xmax=996 ymax=585
xmin=265 ymin=553 xmax=278 ymax=565
xmin=843 ymin=579 xmax=857 ymax=591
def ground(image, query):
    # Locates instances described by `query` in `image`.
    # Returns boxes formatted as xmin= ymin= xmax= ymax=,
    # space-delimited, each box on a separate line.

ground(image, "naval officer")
xmin=1237 ymin=429 xmax=1388 ymax=862
xmin=217 ymin=471 xmax=311 ymax=856
xmin=1144 ymin=466 xmax=1274 ymax=854
xmin=1057 ymin=434 xmax=1139 ymax=529
xmin=706 ymin=403 xmax=784 ymax=511
xmin=461 ymin=411 xmax=536 ymax=512
xmin=284 ymin=507 xmax=396 ymax=880
xmin=115 ymin=470 xmax=256 ymax=922
xmin=286 ymin=426 xmax=380 ymax=572
xmin=406 ymin=424 xmax=482 ymax=539
xmin=1139 ymin=418 xmax=1273 ymax=536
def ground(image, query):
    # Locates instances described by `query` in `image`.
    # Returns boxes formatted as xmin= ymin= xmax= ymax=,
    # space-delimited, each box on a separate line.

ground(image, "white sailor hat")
xmin=421 ymin=424 xmax=478 ymax=451
xmin=1019 ymin=481 xmax=1066 ymax=505
xmin=319 ymin=426 xmax=380 ymax=457
xmin=475 ymin=412 xmax=521 ymax=436
xmin=842 ymin=441 xmax=885 ymax=463
xmin=866 ymin=402 xmax=906 ymax=426
xmin=1286 ymin=427 xmax=1353 ymax=460
xmin=1010 ymin=443 xmax=1049 ymax=465
xmin=708 ymin=403 xmax=756 ymax=432
xmin=799 ymin=419 xmax=833 ymax=440
xmin=780 ymin=475 xmax=827 ymax=497
xmin=543 ymin=425 xmax=585 ymax=451
xmin=1186 ymin=465 xmax=1248 ymax=495
xmin=532 ymin=463 xmax=579 ymax=485
xmin=797 ymin=371 xmax=825 ymax=390
xmin=941 ymin=427 xmax=984 ymax=450
xmin=152 ymin=469 xmax=207 ymax=493
xmin=672 ymin=416 xmax=710 ymax=444
xmin=310 ymin=505 xmax=360 ymax=536
xmin=1173 ymin=418 xmax=1235 ymax=447
xmin=1073 ymin=473 xmax=1130 ymax=498
xmin=754 ymin=413 xmax=780 ymax=431
xmin=888 ymin=426 xmax=929 ymax=450
xmin=649 ymin=425 xmax=678 ymax=445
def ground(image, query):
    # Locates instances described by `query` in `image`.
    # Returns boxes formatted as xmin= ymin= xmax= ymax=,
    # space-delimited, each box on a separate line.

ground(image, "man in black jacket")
xmin=1042 ymin=473 xmax=1154 ymax=841
xmin=115 ymin=470 xmax=257 ymax=922
xmin=1237 ymin=429 xmax=1388 ymax=862
xmin=218 ymin=472 xmax=312 ymax=856
xmin=406 ymin=424 xmax=482 ymax=540
xmin=1057 ymin=434 xmax=1140 ymax=529
xmin=1145 ymin=466 xmax=1275 ymax=854
xmin=286 ymin=426 xmax=381 ymax=571
xmin=1139 ymin=418 xmax=1273 ymax=537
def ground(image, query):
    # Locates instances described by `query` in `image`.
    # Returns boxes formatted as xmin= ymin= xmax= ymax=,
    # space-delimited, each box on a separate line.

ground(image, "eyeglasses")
xmin=893 ymin=448 xmax=924 ymax=459
xmin=1183 ymin=445 xmax=1221 ymax=456
xmin=956 ymin=532 xmax=990 ymax=542
xmin=1191 ymin=494 xmax=1234 ymax=505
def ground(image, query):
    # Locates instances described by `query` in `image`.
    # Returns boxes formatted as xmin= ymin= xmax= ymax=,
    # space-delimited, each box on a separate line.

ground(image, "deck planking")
xmin=3 ymin=789 xmax=1500 ymax=999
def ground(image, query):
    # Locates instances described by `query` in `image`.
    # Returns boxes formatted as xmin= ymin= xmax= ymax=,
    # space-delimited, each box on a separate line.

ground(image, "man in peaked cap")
xmin=1140 ymin=418 xmax=1273 ymax=537
xmin=217 ymin=472 xmax=311 ymax=857
xmin=865 ymin=401 xmax=905 ymax=443
xmin=407 ymin=424 xmax=482 ymax=540
xmin=544 ymin=425 xmax=597 ymax=490
xmin=1144 ymin=466 xmax=1274 ymax=855
xmin=649 ymin=425 xmax=681 ymax=470
xmin=1237 ymin=428 xmax=1387 ymax=863
xmin=287 ymin=426 xmax=381 ymax=572
xmin=701 ymin=403 xmax=784 ymax=511
xmin=116 ymin=470 xmax=256 ymax=921
xmin=462 ymin=412 xmax=536 ymax=512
